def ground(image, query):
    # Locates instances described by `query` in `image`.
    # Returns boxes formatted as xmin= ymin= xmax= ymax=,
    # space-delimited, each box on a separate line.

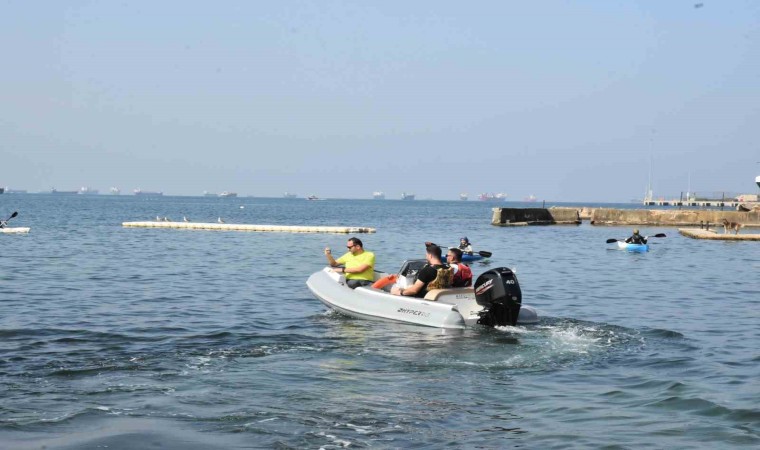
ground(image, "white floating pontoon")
xmin=122 ymin=221 xmax=375 ymax=233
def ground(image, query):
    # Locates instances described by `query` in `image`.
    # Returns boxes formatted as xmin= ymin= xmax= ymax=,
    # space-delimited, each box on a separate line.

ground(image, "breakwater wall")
xmin=123 ymin=222 xmax=376 ymax=233
xmin=679 ymin=228 xmax=760 ymax=241
xmin=589 ymin=209 xmax=760 ymax=227
xmin=491 ymin=208 xmax=581 ymax=226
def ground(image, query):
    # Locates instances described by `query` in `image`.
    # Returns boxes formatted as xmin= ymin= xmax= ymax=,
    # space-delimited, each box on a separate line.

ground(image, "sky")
xmin=1 ymin=0 xmax=759 ymax=202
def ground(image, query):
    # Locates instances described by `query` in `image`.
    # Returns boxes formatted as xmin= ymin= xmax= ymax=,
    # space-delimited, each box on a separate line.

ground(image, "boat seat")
xmin=424 ymin=287 xmax=473 ymax=302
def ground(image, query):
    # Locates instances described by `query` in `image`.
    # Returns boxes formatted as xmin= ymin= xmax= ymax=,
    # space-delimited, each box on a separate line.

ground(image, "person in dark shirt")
xmin=391 ymin=243 xmax=452 ymax=298
xmin=625 ymin=229 xmax=647 ymax=245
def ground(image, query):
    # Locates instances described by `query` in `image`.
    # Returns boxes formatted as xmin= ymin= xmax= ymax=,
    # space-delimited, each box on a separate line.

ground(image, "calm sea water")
xmin=0 ymin=195 xmax=758 ymax=449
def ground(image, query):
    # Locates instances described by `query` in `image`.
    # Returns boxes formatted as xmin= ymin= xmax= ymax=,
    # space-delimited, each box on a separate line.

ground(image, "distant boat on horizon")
xmin=134 ymin=188 xmax=163 ymax=196
xmin=51 ymin=188 xmax=78 ymax=195
xmin=283 ymin=192 xmax=298 ymax=199
xmin=3 ymin=187 xmax=27 ymax=194
xmin=110 ymin=187 xmax=120 ymax=195
xmin=401 ymin=192 xmax=415 ymax=201
xmin=78 ymin=186 xmax=99 ymax=195
xmin=479 ymin=193 xmax=507 ymax=202
xmin=306 ymin=194 xmax=324 ymax=201
xmin=373 ymin=191 xmax=385 ymax=200
xmin=524 ymin=194 xmax=537 ymax=202
xmin=203 ymin=191 xmax=217 ymax=197
xmin=219 ymin=191 xmax=237 ymax=198
xmin=459 ymin=193 xmax=468 ymax=201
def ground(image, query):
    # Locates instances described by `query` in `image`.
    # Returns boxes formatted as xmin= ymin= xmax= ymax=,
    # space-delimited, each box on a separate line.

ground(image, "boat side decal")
xmin=397 ymin=308 xmax=431 ymax=318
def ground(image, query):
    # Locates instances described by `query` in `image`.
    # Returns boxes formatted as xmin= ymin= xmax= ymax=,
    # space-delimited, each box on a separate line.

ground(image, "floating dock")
xmin=0 ymin=227 xmax=30 ymax=234
xmin=122 ymin=221 xmax=375 ymax=234
xmin=678 ymin=228 xmax=760 ymax=241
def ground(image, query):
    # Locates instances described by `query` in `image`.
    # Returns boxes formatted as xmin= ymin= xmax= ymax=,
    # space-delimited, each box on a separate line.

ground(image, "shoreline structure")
xmin=491 ymin=206 xmax=760 ymax=227
xmin=491 ymin=207 xmax=760 ymax=241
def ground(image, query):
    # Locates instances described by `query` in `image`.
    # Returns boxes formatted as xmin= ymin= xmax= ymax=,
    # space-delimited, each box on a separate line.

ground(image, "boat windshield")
xmin=397 ymin=259 xmax=427 ymax=278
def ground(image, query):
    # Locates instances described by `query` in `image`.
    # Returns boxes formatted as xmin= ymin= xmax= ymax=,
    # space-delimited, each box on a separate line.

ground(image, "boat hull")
xmin=617 ymin=241 xmax=649 ymax=252
xmin=306 ymin=268 xmax=538 ymax=329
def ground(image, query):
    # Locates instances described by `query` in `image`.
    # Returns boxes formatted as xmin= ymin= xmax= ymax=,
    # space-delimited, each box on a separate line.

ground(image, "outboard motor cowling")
xmin=474 ymin=267 xmax=522 ymax=327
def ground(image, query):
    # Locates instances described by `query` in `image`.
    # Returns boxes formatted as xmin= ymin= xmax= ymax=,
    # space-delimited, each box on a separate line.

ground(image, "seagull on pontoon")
xmin=218 ymin=217 xmax=225 ymax=223
xmin=163 ymin=216 xmax=170 ymax=222
xmin=183 ymin=216 xmax=190 ymax=222
xmin=156 ymin=216 xmax=161 ymax=222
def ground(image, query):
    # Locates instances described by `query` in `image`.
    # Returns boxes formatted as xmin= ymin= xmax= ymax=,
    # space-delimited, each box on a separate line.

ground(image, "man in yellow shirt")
xmin=324 ymin=237 xmax=375 ymax=289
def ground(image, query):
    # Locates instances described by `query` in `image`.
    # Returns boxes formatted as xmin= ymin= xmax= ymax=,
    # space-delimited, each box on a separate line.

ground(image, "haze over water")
xmin=0 ymin=195 xmax=758 ymax=449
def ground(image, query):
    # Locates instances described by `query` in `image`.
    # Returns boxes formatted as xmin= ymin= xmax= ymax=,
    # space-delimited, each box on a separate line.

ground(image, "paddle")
xmin=0 ymin=211 xmax=18 ymax=228
xmin=477 ymin=250 xmax=493 ymax=258
xmin=606 ymin=233 xmax=666 ymax=244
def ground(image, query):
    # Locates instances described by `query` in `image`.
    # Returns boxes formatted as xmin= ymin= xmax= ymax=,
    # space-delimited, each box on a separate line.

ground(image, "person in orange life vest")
xmin=324 ymin=237 xmax=375 ymax=289
xmin=446 ymin=247 xmax=473 ymax=287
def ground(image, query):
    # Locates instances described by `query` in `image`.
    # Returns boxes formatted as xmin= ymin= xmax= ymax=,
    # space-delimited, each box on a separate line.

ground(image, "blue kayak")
xmin=462 ymin=253 xmax=485 ymax=262
xmin=616 ymin=241 xmax=649 ymax=252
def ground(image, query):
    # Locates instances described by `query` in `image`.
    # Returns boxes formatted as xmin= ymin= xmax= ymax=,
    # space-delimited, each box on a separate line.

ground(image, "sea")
xmin=0 ymin=194 xmax=757 ymax=449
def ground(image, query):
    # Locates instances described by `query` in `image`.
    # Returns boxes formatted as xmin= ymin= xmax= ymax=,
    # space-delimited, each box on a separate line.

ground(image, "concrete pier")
xmin=678 ymin=228 xmax=760 ymax=241
xmin=589 ymin=209 xmax=760 ymax=227
xmin=491 ymin=208 xmax=581 ymax=226
xmin=123 ymin=221 xmax=376 ymax=233
xmin=644 ymin=199 xmax=747 ymax=208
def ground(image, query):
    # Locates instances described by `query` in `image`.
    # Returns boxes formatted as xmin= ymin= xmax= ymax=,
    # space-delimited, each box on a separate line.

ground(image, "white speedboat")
xmin=306 ymin=260 xmax=538 ymax=330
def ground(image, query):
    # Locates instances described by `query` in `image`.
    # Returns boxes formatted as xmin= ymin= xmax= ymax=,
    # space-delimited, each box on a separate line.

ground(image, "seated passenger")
xmin=323 ymin=237 xmax=375 ymax=289
xmin=446 ymin=247 xmax=473 ymax=287
xmin=391 ymin=243 xmax=452 ymax=298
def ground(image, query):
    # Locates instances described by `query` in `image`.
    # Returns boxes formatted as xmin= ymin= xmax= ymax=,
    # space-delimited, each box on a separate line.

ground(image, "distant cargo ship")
xmin=3 ymin=188 xmax=27 ymax=194
xmin=373 ymin=191 xmax=385 ymax=200
xmin=401 ymin=192 xmax=415 ymax=201
xmin=459 ymin=193 xmax=468 ymax=201
xmin=479 ymin=193 xmax=507 ymax=202
xmin=134 ymin=189 xmax=163 ymax=196
xmin=283 ymin=192 xmax=298 ymax=198
xmin=219 ymin=191 xmax=237 ymax=198
xmin=51 ymin=188 xmax=78 ymax=195
xmin=78 ymin=187 xmax=99 ymax=195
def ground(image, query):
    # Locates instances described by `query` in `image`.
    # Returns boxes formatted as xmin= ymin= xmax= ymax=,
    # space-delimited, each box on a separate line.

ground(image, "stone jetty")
xmin=491 ymin=207 xmax=760 ymax=228
xmin=678 ymin=228 xmax=760 ymax=241
xmin=588 ymin=208 xmax=760 ymax=227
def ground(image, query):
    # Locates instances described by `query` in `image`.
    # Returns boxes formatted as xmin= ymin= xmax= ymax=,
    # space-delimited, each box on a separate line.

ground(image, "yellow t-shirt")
xmin=336 ymin=251 xmax=375 ymax=281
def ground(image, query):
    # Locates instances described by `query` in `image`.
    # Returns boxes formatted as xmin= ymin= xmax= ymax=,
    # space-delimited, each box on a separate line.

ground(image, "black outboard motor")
xmin=474 ymin=267 xmax=522 ymax=327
